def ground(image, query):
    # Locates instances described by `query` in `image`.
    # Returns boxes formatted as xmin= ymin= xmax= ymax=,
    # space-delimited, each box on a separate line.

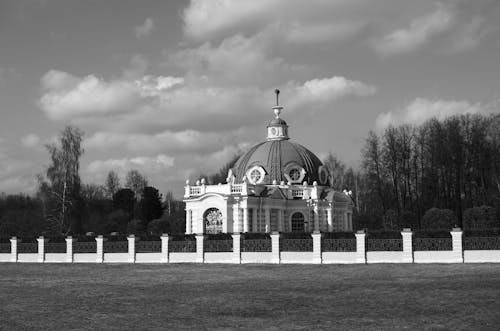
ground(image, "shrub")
xmin=463 ymin=206 xmax=498 ymax=229
xmin=366 ymin=231 xmax=402 ymax=239
xmin=147 ymin=219 xmax=169 ymax=235
xmin=126 ymin=219 xmax=144 ymax=234
xmin=75 ymin=235 xmax=96 ymax=242
xmin=322 ymin=232 xmax=355 ymax=239
xmin=382 ymin=209 xmax=398 ymax=230
xmin=399 ymin=211 xmax=418 ymax=229
xmin=280 ymin=232 xmax=312 ymax=239
xmin=204 ymin=233 xmax=233 ymax=240
xmin=421 ymin=208 xmax=457 ymax=230
xmin=242 ymin=232 xmax=270 ymax=240
xmin=413 ymin=230 xmax=451 ymax=238
xmin=169 ymin=234 xmax=196 ymax=241
xmin=464 ymin=229 xmax=500 ymax=237
xmin=106 ymin=234 xmax=128 ymax=242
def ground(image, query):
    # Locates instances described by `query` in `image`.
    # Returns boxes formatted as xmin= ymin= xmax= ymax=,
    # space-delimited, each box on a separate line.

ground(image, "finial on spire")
xmin=275 ymin=89 xmax=280 ymax=106
xmin=272 ymin=89 xmax=283 ymax=119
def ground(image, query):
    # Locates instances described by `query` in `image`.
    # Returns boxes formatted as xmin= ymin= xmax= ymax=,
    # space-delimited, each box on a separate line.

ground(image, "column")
xmin=270 ymin=231 xmax=280 ymax=264
xmin=451 ymin=228 xmax=464 ymax=263
xmin=252 ymin=208 xmax=258 ymax=232
xmin=355 ymin=230 xmax=366 ymax=264
xmin=186 ymin=210 xmax=192 ymax=234
xmin=313 ymin=204 xmax=319 ymax=232
xmin=312 ymin=231 xmax=322 ymax=264
xmin=233 ymin=200 xmax=240 ymax=233
xmin=344 ymin=212 xmax=349 ymax=231
xmin=327 ymin=209 xmax=333 ymax=232
xmin=401 ymin=228 xmax=413 ymax=263
xmin=37 ymin=236 xmax=45 ymax=263
xmin=232 ymin=233 xmax=241 ymax=264
xmin=265 ymin=208 xmax=271 ymax=233
xmin=195 ymin=234 xmax=204 ymax=263
xmin=277 ymin=209 xmax=283 ymax=232
xmin=127 ymin=235 xmax=136 ymax=263
xmin=96 ymin=235 xmax=104 ymax=263
xmin=160 ymin=234 xmax=169 ymax=263
xmin=10 ymin=237 xmax=17 ymax=263
xmin=243 ymin=208 xmax=249 ymax=233
xmin=65 ymin=236 xmax=73 ymax=263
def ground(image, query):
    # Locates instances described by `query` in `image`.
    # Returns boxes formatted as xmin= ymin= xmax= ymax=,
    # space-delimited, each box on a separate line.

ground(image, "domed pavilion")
xmin=183 ymin=90 xmax=354 ymax=234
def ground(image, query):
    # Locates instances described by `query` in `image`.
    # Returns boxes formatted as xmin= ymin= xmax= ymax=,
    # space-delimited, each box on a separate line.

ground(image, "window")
xmin=204 ymin=208 xmax=223 ymax=234
xmin=291 ymin=212 xmax=305 ymax=232
xmin=246 ymin=166 xmax=265 ymax=184
xmin=289 ymin=168 xmax=301 ymax=181
xmin=284 ymin=163 xmax=306 ymax=184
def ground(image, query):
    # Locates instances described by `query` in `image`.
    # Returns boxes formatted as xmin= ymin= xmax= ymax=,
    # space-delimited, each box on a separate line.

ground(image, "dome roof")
xmin=268 ymin=117 xmax=288 ymax=126
xmin=232 ymin=140 xmax=325 ymax=185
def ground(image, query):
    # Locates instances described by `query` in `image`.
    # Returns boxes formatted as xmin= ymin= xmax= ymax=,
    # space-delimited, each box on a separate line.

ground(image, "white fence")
xmin=0 ymin=229 xmax=499 ymax=264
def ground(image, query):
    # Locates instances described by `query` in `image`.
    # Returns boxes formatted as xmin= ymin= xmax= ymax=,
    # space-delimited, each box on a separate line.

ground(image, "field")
xmin=0 ymin=263 xmax=499 ymax=330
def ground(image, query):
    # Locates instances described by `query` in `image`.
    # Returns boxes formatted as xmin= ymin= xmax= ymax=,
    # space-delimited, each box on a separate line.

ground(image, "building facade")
xmin=183 ymin=91 xmax=354 ymax=234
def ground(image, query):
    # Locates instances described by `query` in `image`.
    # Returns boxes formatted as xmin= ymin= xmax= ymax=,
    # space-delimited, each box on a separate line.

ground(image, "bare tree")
xmin=105 ymin=171 xmax=120 ymax=198
xmin=125 ymin=169 xmax=148 ymax=199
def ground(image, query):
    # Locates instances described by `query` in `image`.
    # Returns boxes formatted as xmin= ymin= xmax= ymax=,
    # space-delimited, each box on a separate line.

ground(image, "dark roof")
xmin=232 ymin=140 xmax=324 ymax=185
xmin=267 ymin=117 xmax=288 ymax=127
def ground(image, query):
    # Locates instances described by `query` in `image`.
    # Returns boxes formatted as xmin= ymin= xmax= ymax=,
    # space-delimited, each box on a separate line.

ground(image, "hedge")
xmin=280 ymin=232 xmax=312 ymax=239
xmin=366 ymin=231 xmax=402 ymax=239
xmin=322 ymin=232 xmax=355 ymax=239
xmin=204 ymin=233 xmax=233 ymax=240
xmin=413 ymin=230 xmax=451 ymax=238
xmin=242 ymin=232 xmax=270 ymax=240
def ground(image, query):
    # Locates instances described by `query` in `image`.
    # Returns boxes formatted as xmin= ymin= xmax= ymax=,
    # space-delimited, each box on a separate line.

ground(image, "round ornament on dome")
xmin=246 ymin=165 xmax=265 ymax=185
xmin=319 ymin=166 xmax=329 ymax=185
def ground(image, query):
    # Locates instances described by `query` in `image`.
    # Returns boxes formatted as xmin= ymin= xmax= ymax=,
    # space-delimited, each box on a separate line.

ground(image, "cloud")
xmin=375 ymin=98 xmax=489 ymax=130
xmin=374 ymin=3 xmax=455 ymax=56
xmin=134 ymin=18 xmax=155 ymax=38
xmin=21 ymin=134 xmax=41 ymax=149
xmin=0 ymin=141 xmax=38 ymax=194
xmin=285 ymin=21 xmax=365 ymax=44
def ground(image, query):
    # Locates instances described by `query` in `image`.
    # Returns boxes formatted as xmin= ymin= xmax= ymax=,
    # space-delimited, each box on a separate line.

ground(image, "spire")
xmin=267 ymin=89 xmax=289 ymax=141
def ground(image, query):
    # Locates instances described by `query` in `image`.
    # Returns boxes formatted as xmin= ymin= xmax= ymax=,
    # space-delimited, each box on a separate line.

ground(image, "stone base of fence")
xmin=2 ymin=229 xmax=500 ymax=264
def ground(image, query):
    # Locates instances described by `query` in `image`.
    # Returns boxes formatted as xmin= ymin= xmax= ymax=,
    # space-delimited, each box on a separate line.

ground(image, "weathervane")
xmin=273 ymin=89 xmax=283 ymax=118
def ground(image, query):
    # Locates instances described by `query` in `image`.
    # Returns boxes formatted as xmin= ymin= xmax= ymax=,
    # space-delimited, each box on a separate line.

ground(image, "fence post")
xmin=312 ymin=231 xmax=322 ymax=264
xmin=10 ymin=237 xmax=17 ymax=262
xmin=451 ymin=228 xmax=464 ymax=263
xmin=195 ymin=233 xmax=204 ymax=263
xmin=161 ymin=234 xmax=169 ymax=263
xmin=232 ymin=232 xmax=241 ymax=264
xmin=355 ymin=230 xmax=366 ymax=264
xmin=96 ymin=235 xmax=104 ymax=263
xmin=127 ymin=235 xmax=136 ymax=263
xmin=401 ymin=228 xmax=413 ymax=263
xmin=270 ymin=231 xmax=280 ymax=264
xmin=66 ymin=236 xmax=73 ymax=263
xmin=37 ymin=236 xmax=45 ymax=263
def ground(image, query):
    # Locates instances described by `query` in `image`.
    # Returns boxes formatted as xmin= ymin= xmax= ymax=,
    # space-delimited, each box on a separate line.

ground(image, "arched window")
xmin=204 ymin=208 xmax=223 ymax=234
xmin=291 ymin=212 xmax=305 ymax=232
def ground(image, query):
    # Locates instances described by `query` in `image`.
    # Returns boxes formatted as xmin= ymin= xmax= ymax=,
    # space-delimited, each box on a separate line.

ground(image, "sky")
xmin=1 ymin=0 xmax=500 ymax=197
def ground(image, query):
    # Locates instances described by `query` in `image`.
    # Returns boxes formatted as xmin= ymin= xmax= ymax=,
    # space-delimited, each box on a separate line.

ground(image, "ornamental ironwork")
xmin=168 ymin=240 xmax=196 ymax=253
xmin=204 ymin=208 xmax=223 ymax=234
xmin=413 ymin=238 xmax=452 ymax=251
xmin=321 ymin=239 xmax=356 ymax=252
xmin=45 ymin=243 xmax=66 ymax=253
xmin=280 ymin=238 xmax=313 ymax=252
xmin=0 ymin=243 xmax=11 ymax=253
xmin=103 ymin=241 xmax=128 ymax=253
xmin=136 ymin=241 xmax=162 ymax=253
xmin=73 ymin=242 xmax=97 ymax=253
xmin=204 ymin=239 xmax=233 ymax=252
xmin=366 ymin=239 xmax=403 ymax=251
xmin=242 ymin=239 xmax=272 ymax=252
xmin=17 ymin=243 xmax=37 ymax=253
xmin=464 ymin=237 xmax=500 ymax=250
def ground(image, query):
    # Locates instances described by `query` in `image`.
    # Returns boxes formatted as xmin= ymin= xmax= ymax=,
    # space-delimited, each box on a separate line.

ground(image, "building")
xmin=183 ymin=90 xmax=354 ymax=234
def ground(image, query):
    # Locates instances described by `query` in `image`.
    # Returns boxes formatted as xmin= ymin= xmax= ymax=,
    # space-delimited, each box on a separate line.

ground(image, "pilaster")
xmin=195 ymin=234 xmax=204 ymax=263
xmin=37 ymin=236 xmax=46 ymax=263
xmin=312 ymin=231 xmax=322 ymax=264
xmin=127 ymin=235 xmax=136 ymax=263
xmin=451 ymin=228 xmax=464 ymax=263
xmin=355 ymin=230 xmax=366 ymax=264
xmin=270 ymin=231 xmax=280 ymax=264
xmin=10 ymin=237 xmax=17 ymax=262
xmin=232 ymin=233 xmax=241 ymax=264
xmin=401 ymin=228 xmax=413 ymax=263
xmin=96 ymin=235 xmax=104 ymax=263
xmin=65 ymin=236 xmax=73 ymax=263
xmin=265 ymin=208 xmax=271 ymax=233
xmin=160 ymin=234 xmax=169 ymax=263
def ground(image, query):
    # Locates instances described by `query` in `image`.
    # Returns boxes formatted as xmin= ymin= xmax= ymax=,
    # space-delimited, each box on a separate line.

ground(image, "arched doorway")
xmin=204 ymin=208 xmax=223 ymax=234
xmin=291 ymin=212 xmax=305 ymax=232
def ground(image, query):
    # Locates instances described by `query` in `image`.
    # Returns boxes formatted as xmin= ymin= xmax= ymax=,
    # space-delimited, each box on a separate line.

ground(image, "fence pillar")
xmin=195 ymin=234 xmax=204 ymax=263
xmin=10 ymin=237 xmax=17 ymax=262
xmin=401 ymin=228 xmax=413 ymax=263
xmin=451 ymin=228 xmax=464 ymax=263
xmin=232 ymin=232 xmax=241 ymax=264
xmin=270 ymin=231 xmax=280 ymax=264
xmin=355 ymin=230 xmax=366 ymax=264
xmin=65 ymin=236 xmax=73 ymax=263
xmin=127 ymin=235 xmax=136 ymax=263
xmin=160 ymin=234 xmax=169 ymax=263
xmin=96 ymin=235 xmax=104 ymax=263
xmin=312 ymin=231 xmax=322 ymax=264
xmin=37 ymin=236 xmax=46 ymax=263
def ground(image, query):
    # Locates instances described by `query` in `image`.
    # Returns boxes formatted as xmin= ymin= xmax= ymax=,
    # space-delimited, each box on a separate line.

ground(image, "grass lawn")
xmin=0 ymin=263 xmax=499 ymax=330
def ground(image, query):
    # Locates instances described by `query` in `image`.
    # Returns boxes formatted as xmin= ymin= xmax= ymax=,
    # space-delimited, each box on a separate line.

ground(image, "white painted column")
xmin=96 ymin=235 xmax=104 ymax=263
xmin=10 ymin=237 xmax=17 ymax=262
xmin=277 ymin=209 xmax=283 ymax=232
xmin=355 ymin=230 xmax=366 ymax=264
xmin=312 ymin=231 xmax=322 ymax=264
xmin=233 ymin=200 xmax=240 ymax=233
xmin=401 ymin=228 xmax=413 ymax=263
xmin=344 ymin=212 xmax=349 ymax=231
xmin=195 ymin=234 xmax=204 ymax=263
xmin=265 ymin=208 xmax=271 ymax=233
xmin=252 ymin=208 xmax=258 ymax=232
xmin=243 ymin=208 xmax=249 ymax=233
xmin=65 ymin=236 xmax=73 ymax=263
xmin=186 ymin=210 xmax=192 ymax=234
xmin=127 ymin=235 xmax=136 ymax=263
xmin=313 ymin=204 xmax=319 ymax=232
xmin=451 ymin=228 xmax=464 ymax=263
xmin=270 ymin=231 xmax=280 ymax=264
xmin=232 ymin=233 xmax=241 ymax=264
xmin=37 ymin=236 xmax=45 ymax=263
xmin=160 ymin=234 xmax=169 ymax=263
xmin=327 ymin=209 xmax=333 ymax=232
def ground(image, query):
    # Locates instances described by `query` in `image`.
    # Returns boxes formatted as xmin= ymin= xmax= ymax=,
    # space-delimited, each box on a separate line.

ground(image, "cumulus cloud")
xmin=375 ymin=98 xmax=489 ymax=130
xmin=374 ymin=3 xmax=455 ymax=56
xmin=134 ymin=18 xmax=155 ymax=38
xmin=285 ymin=21 xmax=365 ymax=44
xmin=21 ymin=134 xmax=41 ymax=149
